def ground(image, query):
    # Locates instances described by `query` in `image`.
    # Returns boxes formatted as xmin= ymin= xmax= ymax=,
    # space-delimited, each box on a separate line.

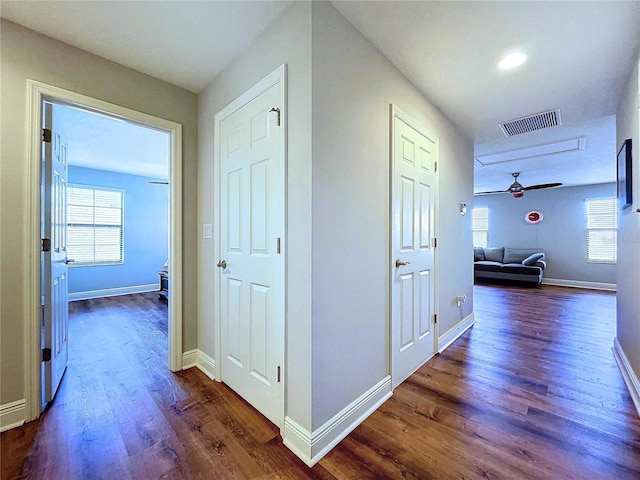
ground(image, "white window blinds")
xmin=586 ymin=197 xmax=617 ymax=264
xmin=472 ymin=206 xmax=489 ymax=248
xmin=67 ymin=185 xmax=124 ymax=265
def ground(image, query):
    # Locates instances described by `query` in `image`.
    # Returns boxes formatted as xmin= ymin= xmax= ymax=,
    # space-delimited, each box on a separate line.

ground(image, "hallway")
xmin=2 ymin=286 xmax=639 ymax=479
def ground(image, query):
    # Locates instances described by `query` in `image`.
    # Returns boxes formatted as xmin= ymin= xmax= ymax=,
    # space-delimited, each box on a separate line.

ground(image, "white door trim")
xmin=25 ymin=80 xmax=184 ymax=421
xmin=389 ymin=104 xmax=439 ymax=388
xmin=213 ymin=65 xmax=287 ymax=427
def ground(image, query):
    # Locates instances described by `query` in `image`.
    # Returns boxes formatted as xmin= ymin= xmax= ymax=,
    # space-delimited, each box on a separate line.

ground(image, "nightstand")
xmin=158 ymin=271 xmax=169 ymax=299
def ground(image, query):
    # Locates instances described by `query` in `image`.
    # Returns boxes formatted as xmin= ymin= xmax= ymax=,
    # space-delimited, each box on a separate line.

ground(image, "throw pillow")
xmin=504 ymin=248 xmax=540 ymax=264
xmin=483 ymin=247 xmax=505 ymax=263
xmin=474 ymin=248 xmax=485 ymax=261
xmin=522 ymin=253 xmax=544 ymax=266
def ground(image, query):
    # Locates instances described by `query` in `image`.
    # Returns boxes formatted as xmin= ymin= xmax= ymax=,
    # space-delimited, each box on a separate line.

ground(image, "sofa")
xmin=474 ymin=247 xmax=546 ymax=286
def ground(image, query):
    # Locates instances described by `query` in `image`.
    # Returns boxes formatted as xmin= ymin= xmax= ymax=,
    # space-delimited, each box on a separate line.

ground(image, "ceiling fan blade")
xmin=474 ymin=189 xmax=509 ymax=195
xmin=523 ymin=182 xmax=563 ymax=191
xmin=147 ymin=181 xmax=169 ymax=185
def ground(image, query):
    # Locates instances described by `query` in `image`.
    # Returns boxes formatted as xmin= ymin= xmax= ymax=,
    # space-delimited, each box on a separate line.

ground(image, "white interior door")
xmin=218 ymin=76 xmax=284 ymax=427
xmin=42 ymin=101 xmax=69 ymax=403
xmin=391 ymin=105 xmax=438 ymax=389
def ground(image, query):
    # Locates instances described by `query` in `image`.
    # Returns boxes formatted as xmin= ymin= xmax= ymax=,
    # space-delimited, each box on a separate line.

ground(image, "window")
xmin=67 ymin=185 xmax=124 ymax=265
xmin=472 ymin=206 xmax=489 ymax=248
xmin=586 ymin=197 xmax=617 ymax=264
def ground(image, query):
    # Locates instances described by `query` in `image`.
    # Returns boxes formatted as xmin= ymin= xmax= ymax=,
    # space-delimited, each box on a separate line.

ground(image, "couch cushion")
xmin=503 ymin=248 xmax=543 ymax=264
xmin=501 ymin=263 xmax=543 ymax=275
xmin=522 ymin=253 xmax=544 ymax=266
xmin=475 ymin=261 xmax=542 ymax=276
xmin=474 ymin=248 xmax=485 ymax=261
xmin=474 ymin=261 xmax=505 ymax=272
xmin=483 ymin=247 xmax=504 ymax=263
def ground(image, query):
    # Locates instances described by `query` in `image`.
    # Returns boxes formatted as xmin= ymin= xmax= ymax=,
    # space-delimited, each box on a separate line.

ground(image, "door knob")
xmin=216 ymin=260 xmax=227 ymax=269
xmin=395 ymin=259 xmax=411 ymax=268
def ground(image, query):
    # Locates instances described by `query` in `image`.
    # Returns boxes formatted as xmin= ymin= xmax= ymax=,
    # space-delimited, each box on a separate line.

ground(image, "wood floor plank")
xmin=2 ymin=285 xmax=639 ymax=479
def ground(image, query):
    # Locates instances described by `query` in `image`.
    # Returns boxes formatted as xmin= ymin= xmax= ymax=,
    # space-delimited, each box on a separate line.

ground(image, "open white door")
xmin=390 ymin=105 xmax=438 ymax=389
xmin=42 ymin=101 xmax=69 ymax=403
xmin=217 ymin=68 xmax=285 ymax=427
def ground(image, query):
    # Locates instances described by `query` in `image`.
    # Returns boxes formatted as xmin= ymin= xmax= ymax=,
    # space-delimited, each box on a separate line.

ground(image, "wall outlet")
xmin=456 ymin=294 xmax=467 ymax=307
xmin=202 ymin=223 xmax=213 ymax=239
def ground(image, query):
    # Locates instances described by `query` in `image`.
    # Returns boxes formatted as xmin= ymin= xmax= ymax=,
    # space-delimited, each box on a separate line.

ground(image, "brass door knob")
xmin=395 ymin=259 xmax=411 ymax=268
xmin=216 ymin=260 xmax=227 ymax=269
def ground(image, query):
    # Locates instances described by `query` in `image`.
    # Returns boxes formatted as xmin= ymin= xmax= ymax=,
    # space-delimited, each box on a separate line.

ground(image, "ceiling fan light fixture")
xmin=475 ymin=172 xmax=563 ymax=197
xmin=498 ymin=52 xmax=527 ymax=70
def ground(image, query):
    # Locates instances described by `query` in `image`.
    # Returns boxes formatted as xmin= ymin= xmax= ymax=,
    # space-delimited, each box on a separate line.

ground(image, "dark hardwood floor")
xmin=2 ymin=286 xmax=639 ymax=479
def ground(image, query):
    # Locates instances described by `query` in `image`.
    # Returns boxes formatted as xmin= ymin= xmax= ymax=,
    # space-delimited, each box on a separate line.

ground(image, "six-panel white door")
xmin=391 ymin=105 xmax=438 ymax=389
xmin=218 ymin=81 xmax=284 ymax=427
xmin=43 ymin=101 xmax=70 ymax=403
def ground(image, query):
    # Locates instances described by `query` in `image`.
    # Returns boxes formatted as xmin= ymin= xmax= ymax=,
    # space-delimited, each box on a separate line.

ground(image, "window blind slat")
xmin=67 ymin=185 xmax=124 ymax=265
xmin=586 ymin=197 xmax=616 ymax=263
xmin=472 ymin=206 xmax=489 ymax=248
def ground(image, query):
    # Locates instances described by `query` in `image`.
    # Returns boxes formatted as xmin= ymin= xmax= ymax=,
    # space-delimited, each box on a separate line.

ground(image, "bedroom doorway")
xmin=26 ymin=81 xmax=183 ymax=419
xmin=41 ymin=100 xmax=171 ymax=407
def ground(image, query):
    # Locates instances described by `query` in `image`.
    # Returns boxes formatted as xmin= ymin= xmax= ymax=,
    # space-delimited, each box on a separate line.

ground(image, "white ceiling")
xmin=332 ymin=1 xmax=640 ymax=194
xmin=1 ymin=1 xmax=293 ymax=93
xmin=3 ymin=1 xmax=640 ymax=191
xmin=474 ymin=115 xmax=616 ymax=193
xmin=54 ymin=103 xmax=170 ymax=179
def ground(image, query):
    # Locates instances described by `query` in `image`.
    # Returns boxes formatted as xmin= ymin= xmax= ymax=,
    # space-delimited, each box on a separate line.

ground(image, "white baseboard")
xmin=182 ymin=349 xmax=216 ymax=380
xmin=613 ymin=337 xmax=640 ymax=417
xmin=283 ymin=417 xmax=313 ymax=465
xmin=195 ymin=350 xmax=216 ymax=380
xmin=69 ymin=283 xmax=159 ymax=301
xmin=542 ymin=278 xmax=616 ymax=292
xmin=0 ymin=399 xmax=26 ymax=433
xmin=283 ymin=375 xmax=392 ymax=467
xmin=439 ymin=313 xmax=475 ymax=353
xmin=182 ymin=349 xmax=198 ymax=369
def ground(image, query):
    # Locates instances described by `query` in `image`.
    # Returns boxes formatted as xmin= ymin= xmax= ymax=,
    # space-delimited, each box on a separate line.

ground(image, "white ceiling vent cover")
xmin=499 ymin=109 xmax=561 ymax=137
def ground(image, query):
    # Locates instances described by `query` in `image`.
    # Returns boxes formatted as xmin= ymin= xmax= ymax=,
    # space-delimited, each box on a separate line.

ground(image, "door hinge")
xmin=435 ymin=161 xmax=438 ymax=173
xmin=432 ymin=238 xmax=437 ymax=248
xmin=42 ymin=128 xmax=52 ymax=143
xmin=42 ymin=238 xmax=51 ymax=252
xmin=269 ymin=107 xmax=281 ymax=126
xmin=433 ymin=314 xmax=437 ymax=324
xmin=277 ymin=366 xmax=281 ymax=383
xmin=276 ymin=237 xmax=281 ymax=254
xmin=42 ymin=348 xmax=51 ymax=362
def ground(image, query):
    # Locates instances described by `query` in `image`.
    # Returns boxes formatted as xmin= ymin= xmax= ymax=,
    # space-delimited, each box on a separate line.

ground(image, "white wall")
xmin=616 ymin=52 xmax=640 ymax=379
xmin=197 ymin=0 xmax=473 ymax=450
xmin=197 ymin=2 xmax=313 ymax=431
xmin=474 ymin=183 xmax=617 ymax=285
xmin=310 ymin=1 xmax=474 ymax=430
xmin=0 ymin=20 xmax=198 ymax=406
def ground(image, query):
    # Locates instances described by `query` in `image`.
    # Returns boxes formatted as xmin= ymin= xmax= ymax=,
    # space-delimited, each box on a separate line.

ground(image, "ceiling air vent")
xmin=499 ymin=109 xmax=561 ymax=137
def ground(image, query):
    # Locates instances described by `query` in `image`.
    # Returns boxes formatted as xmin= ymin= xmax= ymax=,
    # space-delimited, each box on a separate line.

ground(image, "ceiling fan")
xmin=477 ymin=172 xmax=562 ymax=198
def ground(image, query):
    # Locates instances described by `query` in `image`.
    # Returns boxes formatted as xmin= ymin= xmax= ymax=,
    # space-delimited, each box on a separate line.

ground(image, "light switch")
xmin=202 ymin=223 xmax=213 ymax=239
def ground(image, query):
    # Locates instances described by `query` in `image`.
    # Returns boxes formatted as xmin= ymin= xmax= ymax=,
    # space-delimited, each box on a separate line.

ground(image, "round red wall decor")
xmin=525 ymin=210 xmax=543 ymax=224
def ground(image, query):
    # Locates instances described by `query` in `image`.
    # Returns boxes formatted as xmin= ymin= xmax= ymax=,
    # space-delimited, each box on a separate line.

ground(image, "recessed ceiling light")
xmin=498 ymin=52 xmax=527 ymax=70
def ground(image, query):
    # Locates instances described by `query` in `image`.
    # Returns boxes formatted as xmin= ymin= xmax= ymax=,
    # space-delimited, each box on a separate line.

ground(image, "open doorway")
xmin=26 ymin=81 xmax=183 ymax=420
xmin=40 ymin=101 xmax=171 ymax=409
